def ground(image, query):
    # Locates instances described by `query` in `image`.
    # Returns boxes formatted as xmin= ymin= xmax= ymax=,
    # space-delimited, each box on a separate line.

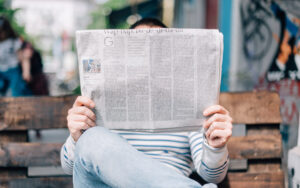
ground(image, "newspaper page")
xmin=76 ymin=28 xmax=223 ymax=132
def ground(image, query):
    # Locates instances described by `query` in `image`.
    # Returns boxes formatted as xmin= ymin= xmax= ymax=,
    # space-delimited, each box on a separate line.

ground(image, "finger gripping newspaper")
xmin=76 ymin=28 xmax=223 ymax=132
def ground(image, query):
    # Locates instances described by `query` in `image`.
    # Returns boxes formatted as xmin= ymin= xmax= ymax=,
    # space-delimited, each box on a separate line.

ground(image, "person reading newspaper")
xmin=61 ymin=18 xmax=232 ymax=188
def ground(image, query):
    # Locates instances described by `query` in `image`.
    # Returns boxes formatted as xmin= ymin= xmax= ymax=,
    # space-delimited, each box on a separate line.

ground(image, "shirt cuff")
xmin=202 ymin=137 xmax=228 ymax=168
xmin=66 ymin=135 xmax=76 ymax=148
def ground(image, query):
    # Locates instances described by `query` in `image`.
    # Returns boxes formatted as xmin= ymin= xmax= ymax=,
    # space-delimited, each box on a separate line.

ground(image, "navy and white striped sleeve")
xmin=188 ymin=130 xmax=229 ymax=184
xmin=60 ymin=135 xmax=76 ymax=175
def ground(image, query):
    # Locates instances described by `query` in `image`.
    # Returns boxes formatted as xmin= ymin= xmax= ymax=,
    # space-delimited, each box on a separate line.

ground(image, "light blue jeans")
xmin=73 ymin=126 xmax=217 ymax=188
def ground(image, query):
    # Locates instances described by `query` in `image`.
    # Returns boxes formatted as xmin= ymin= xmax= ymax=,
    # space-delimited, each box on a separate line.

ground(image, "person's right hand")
xmin=22 ymin=47 xmax=33 ymax=60
xmin=67 ymin=96 xmax=96 ymax=142
xmin=22 ymin=71 xmax=32 ymax=82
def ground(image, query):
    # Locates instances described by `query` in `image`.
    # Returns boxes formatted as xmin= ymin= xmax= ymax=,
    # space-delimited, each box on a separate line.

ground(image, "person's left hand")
xmin=203 ymin=105 xmax=233 ymax=148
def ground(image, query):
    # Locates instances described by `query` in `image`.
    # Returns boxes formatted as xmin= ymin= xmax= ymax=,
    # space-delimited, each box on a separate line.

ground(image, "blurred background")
xmin=1 ymin=0 xmax=222 ymax=96
xmin=0 ymin=0 xmax=300 ymax=186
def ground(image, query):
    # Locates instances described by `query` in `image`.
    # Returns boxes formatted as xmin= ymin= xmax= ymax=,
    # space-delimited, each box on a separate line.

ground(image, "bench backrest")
xmin=219 ymin=91 xmax=283 ymax=188
xmin=0 ymin=91 xmax=283 ymax=188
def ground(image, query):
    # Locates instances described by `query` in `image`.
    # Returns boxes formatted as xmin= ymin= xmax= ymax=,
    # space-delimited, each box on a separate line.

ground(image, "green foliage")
xmin=73 ymin=85 xmax=81 ymax=95
xmin=0 ymin=0 xmax=32 ymax=42
xmin=104 ymin=0 xmax=128 ymax=11
xmin=88 ymin=6 xmax=108 ymax=29
xmin=88 ymin=0 xmax=129 ymax=30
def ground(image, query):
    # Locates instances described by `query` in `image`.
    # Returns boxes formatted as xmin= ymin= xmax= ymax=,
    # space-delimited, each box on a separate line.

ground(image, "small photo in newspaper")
xmin=83 ymin=59 xmax=101 ymax=73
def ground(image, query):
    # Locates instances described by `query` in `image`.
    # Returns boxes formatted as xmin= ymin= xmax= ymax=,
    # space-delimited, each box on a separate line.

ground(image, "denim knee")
xmin=75 ymin=126 xmax=116 ymax=162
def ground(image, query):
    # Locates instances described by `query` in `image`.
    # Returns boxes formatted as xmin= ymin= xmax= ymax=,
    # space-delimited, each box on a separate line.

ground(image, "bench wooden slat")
xmin=0 ymin=143 xmax=62 ymax=167
xmin=219 ymin=171 xmax=284 ymax=188
xmin=0 ymin=91 xmax=281 ymax=130
xmin=228 ymin=134 xmax=282 ymax=160
xmin=219 ymin=91 xmax=282 ymax=124
xmin=0 ymin=96 xmax=76 ymax=131
xmin=4 ymin=172 xmax=284 ymax=188
xmin=0 ymin=133 xmax=282 ymax=167
xmin=248 ymin=160 xmax=282 ymax=173
xmin=1 ymin=177 xmax=72 ymax=188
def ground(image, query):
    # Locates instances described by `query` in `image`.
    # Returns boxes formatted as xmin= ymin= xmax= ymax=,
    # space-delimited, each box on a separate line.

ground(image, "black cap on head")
xmin=130 ymin=18 xmax=167 ymax=29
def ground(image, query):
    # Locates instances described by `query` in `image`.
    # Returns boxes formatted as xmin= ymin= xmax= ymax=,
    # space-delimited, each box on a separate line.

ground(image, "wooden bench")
xmin=0 ymin=91 xmax=283 ymax=187
xmin=191 ymin=91 xmax=284 ymax=187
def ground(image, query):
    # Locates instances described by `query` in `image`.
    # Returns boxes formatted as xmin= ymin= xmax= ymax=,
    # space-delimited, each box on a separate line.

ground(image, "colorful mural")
xmin=266 ymin=2 xmax=300 ymax=82
xmin=236 ymin=0 xmax=300 ymax=150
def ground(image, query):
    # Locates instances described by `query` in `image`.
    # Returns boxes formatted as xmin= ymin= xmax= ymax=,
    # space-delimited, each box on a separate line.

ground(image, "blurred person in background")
xmin=19 ymin=41 xmax=49 ymax=96
xmin=0 ymin=16 xmax=31 ymax=96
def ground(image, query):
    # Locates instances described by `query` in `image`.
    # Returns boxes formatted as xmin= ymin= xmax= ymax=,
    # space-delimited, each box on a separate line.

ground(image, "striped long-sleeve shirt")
xmin=61 ymin=128 xmax=229 ymax=184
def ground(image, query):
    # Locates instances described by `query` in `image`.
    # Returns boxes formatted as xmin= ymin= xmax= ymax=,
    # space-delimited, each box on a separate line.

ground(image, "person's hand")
xmin=203 ymin=105 xmax=233 ymax=148
xmin=18 ymin=47 xmax=33 ymax=61
xmin=22 ymin=71 xmax=31 ymax=82
xmin=22 ymin=47 xmax=33 ymax=60
xmin=67 ymin=96 xmax=96 ymax=142
xmin=19 ymin=46 xmax=33 ymax=82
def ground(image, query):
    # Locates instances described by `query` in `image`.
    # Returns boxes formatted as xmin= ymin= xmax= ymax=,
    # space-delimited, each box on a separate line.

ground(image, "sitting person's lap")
xmin=73 ymin=126 xmax=216 ymax=188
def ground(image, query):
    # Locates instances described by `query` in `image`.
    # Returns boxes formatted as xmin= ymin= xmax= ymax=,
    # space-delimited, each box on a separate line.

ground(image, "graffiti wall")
xmin=232 ymin=0 xmax=300 ymax=149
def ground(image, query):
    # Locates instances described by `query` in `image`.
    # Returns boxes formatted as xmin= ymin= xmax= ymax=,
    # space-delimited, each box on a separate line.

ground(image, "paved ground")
xmin=29 ymin=129 xmax=69 ymax=143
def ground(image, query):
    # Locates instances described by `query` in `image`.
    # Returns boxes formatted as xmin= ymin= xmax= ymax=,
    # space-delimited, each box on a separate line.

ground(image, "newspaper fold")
xmin=76 ymin=28 xmax=223 ymax=132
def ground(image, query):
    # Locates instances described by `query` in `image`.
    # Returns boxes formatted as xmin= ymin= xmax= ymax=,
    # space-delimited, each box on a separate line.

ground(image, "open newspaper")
xmin=76 ymin=28 xmax=223 ymax=132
